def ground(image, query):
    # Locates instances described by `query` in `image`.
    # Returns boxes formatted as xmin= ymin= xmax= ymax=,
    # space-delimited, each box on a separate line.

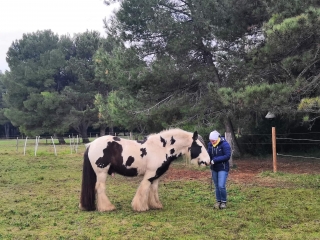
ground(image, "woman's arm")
xmin=212 ymin=142 xmax=231 ymax=163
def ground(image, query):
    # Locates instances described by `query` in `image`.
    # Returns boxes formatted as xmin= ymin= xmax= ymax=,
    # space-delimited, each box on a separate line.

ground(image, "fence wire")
xmin=276 ymin=135 xmax=320 ymax=160
xmin=277 ymin=137 xmax=320 ymax=142
xmin=1 ymin=132 xmax=319 ymax=158
xmin=277 ymin=153 xmax=320 ymax=160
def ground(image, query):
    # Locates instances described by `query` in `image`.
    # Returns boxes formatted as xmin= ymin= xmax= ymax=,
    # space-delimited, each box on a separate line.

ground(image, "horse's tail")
xmin=80 ymin=146 xmax=96 ymax=211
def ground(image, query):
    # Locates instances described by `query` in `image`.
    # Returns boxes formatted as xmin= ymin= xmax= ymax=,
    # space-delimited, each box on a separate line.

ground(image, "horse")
xmin=79 ymin=128 xmax=210 ymax=212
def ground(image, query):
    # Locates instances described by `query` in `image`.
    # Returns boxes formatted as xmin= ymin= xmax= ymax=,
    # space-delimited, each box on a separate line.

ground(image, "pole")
xmin=51 ymin=136 xmax=57 ymax=156
xmin=24 ymin=137 xmax=28 ymax=156
xmin=272 ymin=127 xmax=277 ymax=173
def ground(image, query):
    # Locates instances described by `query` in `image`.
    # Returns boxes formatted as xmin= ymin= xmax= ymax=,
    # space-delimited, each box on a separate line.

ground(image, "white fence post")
xmin=69 ymin=135 xmax=73 ymax=154
xmin=75 ymin=135 xmax=79 ymax=153
xmin=23 ymin=137 xmax=28 ymax=156
xmin=35 ymin=136 xmax=40 ymax=156
xmin=51 ymin=136 xmax=57 ymax=156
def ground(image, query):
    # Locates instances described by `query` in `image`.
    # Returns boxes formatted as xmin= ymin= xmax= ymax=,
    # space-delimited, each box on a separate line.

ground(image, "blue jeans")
xmin=211 ymin=170 xmax=229 ymax=202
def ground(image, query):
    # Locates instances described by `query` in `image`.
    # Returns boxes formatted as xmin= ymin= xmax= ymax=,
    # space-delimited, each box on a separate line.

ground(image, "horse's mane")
xmin=158 ymin=129 xmax=206 ymax=144
xmin=149 ymin=128 xmax=206 ymax=146
xmin=147 ymin=128 xmax=193 ymax=144
xmin=197 ymin=135 xmax=207 ymax=149
xmin=148 ymin=128 xmax=207 ymax=164
xmin=150 ymin=128 xmax=190 ymax=137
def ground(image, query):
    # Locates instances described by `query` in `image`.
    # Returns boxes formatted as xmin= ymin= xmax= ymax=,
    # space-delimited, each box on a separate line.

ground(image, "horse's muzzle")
xmin=198 ymin=161 xmax=208 ymax=166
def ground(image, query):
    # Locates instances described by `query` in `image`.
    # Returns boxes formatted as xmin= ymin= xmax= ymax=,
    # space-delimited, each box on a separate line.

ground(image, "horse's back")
xmin=87 ymin=135 xmax=147 ymax=176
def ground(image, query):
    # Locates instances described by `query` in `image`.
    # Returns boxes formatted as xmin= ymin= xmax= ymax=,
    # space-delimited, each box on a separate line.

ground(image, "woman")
xmin=207 ymin=130 xmax=231 ymax=209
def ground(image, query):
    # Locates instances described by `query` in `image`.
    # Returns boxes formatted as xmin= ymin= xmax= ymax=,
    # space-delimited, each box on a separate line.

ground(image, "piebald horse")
xmin=79 ymin=128 xmax=210 ymax=212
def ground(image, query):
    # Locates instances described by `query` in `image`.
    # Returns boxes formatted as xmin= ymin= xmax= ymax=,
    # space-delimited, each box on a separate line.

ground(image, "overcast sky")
xmin=0 ymin=0 xmax=119 ymax=73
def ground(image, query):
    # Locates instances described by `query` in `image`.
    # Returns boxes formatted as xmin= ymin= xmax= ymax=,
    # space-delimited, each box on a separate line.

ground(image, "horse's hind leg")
xmin=95 ymin=172 xmax=115 ymax=212
xmin=148 ymin=179 xmax=163 ymax=210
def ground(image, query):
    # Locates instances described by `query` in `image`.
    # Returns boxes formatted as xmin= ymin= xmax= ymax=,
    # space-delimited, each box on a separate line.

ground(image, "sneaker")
xmin=219 ymin=202 xmax=227 ymax=209
xmin=214 ymin=202 xmax=221 ymax=209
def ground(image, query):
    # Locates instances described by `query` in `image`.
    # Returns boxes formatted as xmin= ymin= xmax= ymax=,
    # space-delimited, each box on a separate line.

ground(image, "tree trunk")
xmin=109 ymin=126 xmax=114 ymax=136
xmin=55 ymin=134 xmax=66 ymax=144
xmin=72 ymin=122 xmax=90 ymax=143
xmin=225 ymin=131 xmax=233 ymax=167
xmin=224 ymin=117 xmax=241 ymax=158
xmin=202 ymin=47 xmax=242 ymax=159
xmin=81 ymin=130 xmax=89 ymax=143
xmin=100 ymin=126 xmax=106 ymax=136
xmin=4 ymin=122 xmax=9 ymax=139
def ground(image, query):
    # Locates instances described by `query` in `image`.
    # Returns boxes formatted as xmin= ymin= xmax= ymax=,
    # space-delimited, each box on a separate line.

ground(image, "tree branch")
xmin=297 ymin=58 xmax=320 ymax=80
xmin=158 ymin=2 xmax=191 ymax=18
xmin=130 ymin=94 xmax=174 ymax=115
xmin=300 ymin=73 xmax=320 ymax=95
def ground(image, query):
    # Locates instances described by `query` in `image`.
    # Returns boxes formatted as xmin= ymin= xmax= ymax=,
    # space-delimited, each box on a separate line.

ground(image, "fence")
xmin=1 ymin=130 xmax=319 ymax=160
xmin=238 ymin=131 xmax=320 ymax=150
xmin=0 ymin=131 xmax=132 ymax=140
xmin=0 ymin=132 xmax=139 ymax=156
xmin=260 ymin=127 xmax=320 ymax=172
xmin=0 ymin=135 xmax=84 ymax=156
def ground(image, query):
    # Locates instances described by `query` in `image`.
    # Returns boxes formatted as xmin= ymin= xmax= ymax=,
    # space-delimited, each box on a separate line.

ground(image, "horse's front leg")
xmin=95 ymin=171 xmax=116 ymax=212
xmin=148 ymin=178 xmax=163 ymax=210
xmin=131 ymin=172 xmax=154 ymax=212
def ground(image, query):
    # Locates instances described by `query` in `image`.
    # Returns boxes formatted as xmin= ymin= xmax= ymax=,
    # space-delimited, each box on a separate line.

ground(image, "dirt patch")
xmin=164 ymin=157 xmax=320 ymax=186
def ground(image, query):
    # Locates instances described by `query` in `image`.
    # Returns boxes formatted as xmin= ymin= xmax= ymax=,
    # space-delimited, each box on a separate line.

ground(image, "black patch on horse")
xmin=160 ymin=136 xmax=167 ymax=147
xmin=170 ymin=136 xmax=176 ymax=145
xmin=96 ymin=141 xmax=122 ymax=168
xmin=148 ymin=153 xmax=182 ymax=183
xmin=189 ymin=141 xmax=202 ymax=159
xmin=95 ymin=141 xmax=138 ymax=177
xmin=137 ymin=137 xmax=148 ymax=144
xmin=140 ymin=148 xmax=147 ymax=157
xmin=107 ymin=165 xmax=115 ymax=175
xmin=113 ymin=136 xmax=121 ymax=141
xmin=192 ymin=131 xmax=198 ymax=141
xmin=170 ymin=148 xmax=175 ymax=154
xmin=126 ymin=156 xmax=135 ymax=166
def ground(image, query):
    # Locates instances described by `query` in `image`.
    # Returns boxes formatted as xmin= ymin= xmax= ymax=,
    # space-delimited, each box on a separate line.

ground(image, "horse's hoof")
xmin=149 ymin=205 xmax=163 ymax=210
xmin=97 ymin=205 xmax=116 ymax=212
xmin=132 ymin=206 xmax=149 ymax=212
xmin=134 ymin=209 xmax=149 ymax=212
xmin=79 ymin=203 xmax=85 ymax=210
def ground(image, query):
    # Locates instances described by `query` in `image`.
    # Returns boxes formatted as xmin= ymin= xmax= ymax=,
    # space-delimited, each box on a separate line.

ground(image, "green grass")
xmin=0 ymin=142 xmax=319 ymax=239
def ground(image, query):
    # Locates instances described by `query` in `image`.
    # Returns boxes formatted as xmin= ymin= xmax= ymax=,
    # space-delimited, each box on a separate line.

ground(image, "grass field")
xmin=0 ymin=140 xmax=319 ymax=239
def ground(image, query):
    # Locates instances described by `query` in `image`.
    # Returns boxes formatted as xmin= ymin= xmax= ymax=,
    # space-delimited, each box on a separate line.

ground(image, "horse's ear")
xmin=192 ymin=131 xmax=198 ymax=141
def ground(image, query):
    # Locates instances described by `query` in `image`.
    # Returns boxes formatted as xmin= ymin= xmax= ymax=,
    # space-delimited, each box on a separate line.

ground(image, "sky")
xmin=0 ymin=0 xmax=119 ymax=73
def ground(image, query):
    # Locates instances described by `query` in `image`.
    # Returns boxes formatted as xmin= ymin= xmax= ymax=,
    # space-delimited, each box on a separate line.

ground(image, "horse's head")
xmin=189 ymin=131 xmax=210 ymax=166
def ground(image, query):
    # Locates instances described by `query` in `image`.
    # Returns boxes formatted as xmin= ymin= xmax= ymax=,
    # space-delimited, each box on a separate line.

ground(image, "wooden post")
xmin=272 ymin=127 xmax=277 ymax=172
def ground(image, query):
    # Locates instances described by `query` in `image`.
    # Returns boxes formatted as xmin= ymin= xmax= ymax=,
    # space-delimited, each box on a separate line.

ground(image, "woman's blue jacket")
xmin=207 ymin=137 xmax=231 ymax=172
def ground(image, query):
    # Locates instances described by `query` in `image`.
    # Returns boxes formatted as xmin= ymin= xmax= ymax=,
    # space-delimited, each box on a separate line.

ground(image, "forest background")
xmin=0 ymin=0 xmax=319 ymax=157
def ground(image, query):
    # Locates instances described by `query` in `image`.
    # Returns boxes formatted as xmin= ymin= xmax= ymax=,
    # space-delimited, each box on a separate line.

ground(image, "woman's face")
xmin=210 ymin=139 xmax=218 ymax=144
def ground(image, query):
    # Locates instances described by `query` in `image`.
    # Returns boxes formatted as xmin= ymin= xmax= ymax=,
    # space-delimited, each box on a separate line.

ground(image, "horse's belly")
xmin=129 ymin=159 xmax=147 ymax=176
xmin=103 ymin=157 xmax=147 ymax=177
